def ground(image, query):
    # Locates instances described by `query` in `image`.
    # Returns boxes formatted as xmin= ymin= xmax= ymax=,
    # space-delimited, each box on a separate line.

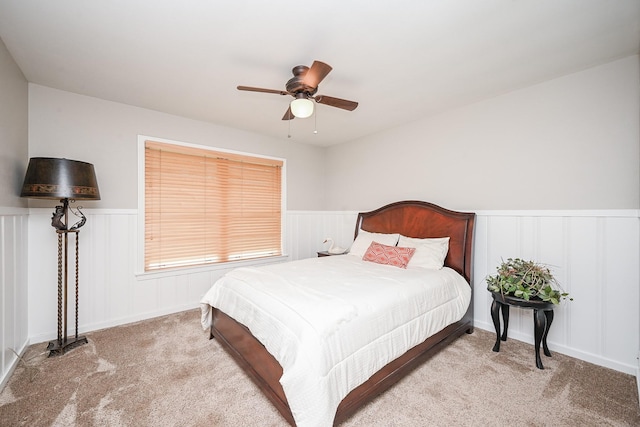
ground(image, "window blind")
xmin=144 ymin=140 xmax=283 ymax=271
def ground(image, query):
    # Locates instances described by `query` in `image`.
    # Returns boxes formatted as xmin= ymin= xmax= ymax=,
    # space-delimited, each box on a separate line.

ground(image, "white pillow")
xmin=398 ymin=235 xmax=450 ymax=269
xmin=348 ymin=230 xmax=399 ymax=258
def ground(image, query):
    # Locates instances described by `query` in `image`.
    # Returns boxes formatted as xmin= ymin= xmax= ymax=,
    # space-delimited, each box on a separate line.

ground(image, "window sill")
xmin=135 ymin=254 xmax=290 ymax=281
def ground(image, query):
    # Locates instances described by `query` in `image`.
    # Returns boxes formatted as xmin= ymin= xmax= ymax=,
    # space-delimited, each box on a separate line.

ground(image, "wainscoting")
xmin=472 ymin=211 xmax=639 ymax=375
xmin=2 ymin=208 xmax=638 ymax=391
xmin=0 ymin=208 xmax=29 ymax=390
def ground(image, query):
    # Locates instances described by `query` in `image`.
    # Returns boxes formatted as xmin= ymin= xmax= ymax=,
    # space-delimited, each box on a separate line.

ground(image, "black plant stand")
xmin=490 ymin=292 xmax=554 ymax=369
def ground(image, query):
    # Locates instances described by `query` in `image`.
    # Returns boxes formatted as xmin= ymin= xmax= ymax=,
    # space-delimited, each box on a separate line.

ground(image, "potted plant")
xmin=486 ymin=258 xmax=572 ymax=304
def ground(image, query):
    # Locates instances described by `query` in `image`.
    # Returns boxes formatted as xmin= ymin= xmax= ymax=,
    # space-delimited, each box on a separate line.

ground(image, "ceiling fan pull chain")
xmin=314 ymin=106 xmax=318 ymax=134
xmin=288 ymin=116 xmax=291 ymax=138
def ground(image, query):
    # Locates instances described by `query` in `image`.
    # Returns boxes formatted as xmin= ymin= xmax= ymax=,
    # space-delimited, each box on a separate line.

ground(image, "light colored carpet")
xmin=1 ymin=309 xmax=639 ymax=426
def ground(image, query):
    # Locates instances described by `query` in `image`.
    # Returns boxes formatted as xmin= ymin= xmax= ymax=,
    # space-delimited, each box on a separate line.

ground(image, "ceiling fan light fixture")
xmin=290 ymin=96 xmax=314 ymax=118
xmin=237 ymin=61 xmax=358 ymax=121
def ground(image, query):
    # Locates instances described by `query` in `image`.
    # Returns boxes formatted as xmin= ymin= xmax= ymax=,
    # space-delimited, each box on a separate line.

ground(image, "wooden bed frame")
xmin=208 ymin=200 xmax=476 ymax=426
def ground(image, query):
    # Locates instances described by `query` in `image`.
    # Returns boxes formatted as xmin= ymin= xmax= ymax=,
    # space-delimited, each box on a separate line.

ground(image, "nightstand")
xmin=317 ymin=251 xmax=346 ymax=257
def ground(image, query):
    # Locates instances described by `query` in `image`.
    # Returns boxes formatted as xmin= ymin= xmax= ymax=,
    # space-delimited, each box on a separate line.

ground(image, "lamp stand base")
xmin=47 ymin=335 xmax=88 ymax=357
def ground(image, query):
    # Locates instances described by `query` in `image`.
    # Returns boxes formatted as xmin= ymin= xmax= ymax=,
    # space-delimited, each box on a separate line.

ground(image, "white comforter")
xmin=200 ymin=255 xmax=471 ymax=427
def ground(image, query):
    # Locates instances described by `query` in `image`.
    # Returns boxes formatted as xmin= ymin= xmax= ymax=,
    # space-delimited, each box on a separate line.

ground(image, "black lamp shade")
xmin=20 ymin=157 xmax=100 ymax=200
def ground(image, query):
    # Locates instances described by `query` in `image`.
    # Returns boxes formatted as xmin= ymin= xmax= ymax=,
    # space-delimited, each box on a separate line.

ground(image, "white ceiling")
xmin=0 ymin=1 xmax=638 ymax=146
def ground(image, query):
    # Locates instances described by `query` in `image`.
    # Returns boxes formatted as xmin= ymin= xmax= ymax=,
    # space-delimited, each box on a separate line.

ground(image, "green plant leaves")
xmin=486 ymin=258 xmax=572 ymax=305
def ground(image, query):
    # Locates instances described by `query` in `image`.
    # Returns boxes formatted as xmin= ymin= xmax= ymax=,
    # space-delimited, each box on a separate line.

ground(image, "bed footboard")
xmin=211 ymin=309 xmax=294 ymax=425
xmin=211 ymin=304 xmax=473 ymax=426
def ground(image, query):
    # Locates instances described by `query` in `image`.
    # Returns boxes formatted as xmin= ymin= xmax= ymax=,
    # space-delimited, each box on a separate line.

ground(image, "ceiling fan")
xmin=237 ymin=60 xmax=358 ymax=120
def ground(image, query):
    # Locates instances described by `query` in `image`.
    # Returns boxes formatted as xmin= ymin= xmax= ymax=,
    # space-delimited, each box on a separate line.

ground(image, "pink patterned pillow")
xmin=362 ymin=241 xmax=416 ymax=269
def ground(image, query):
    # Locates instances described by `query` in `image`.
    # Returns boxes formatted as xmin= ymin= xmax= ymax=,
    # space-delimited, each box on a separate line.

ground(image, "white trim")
xmin=138 ymin=134 xmax=286 ymax=163
xmin=20 ymin=208 xmax=640 ymax=218
xmin=637 ymin=351 xmax=640 ymax=403
xmin=475 ymin=209 xmax=640 ymax=218
xmin=289 ymin=209 xmax=640 ymax=218
xmin=0 ymin=338 xmax=29 ymax=392
xmin=137 ymin=137 xmax=146 ymax=276
xmin=280 ymin=160 xmax=287 ymax=260
xmin=0 ymin=207 xmax=29 ymax=215
xmin=135 ymin=254 xmax=289 ymax=280
xmin=28 ymin=303 xmax=203 ymax=344
xmin=288 ymin=210 xmax=359 ymax=216
xmin=474 ymin=321 xmax=637 ymax=375
xmin=27 ymin=207 xmax=137 ymax=215
xmin=1 ymin=215 xmax=5 ymax=386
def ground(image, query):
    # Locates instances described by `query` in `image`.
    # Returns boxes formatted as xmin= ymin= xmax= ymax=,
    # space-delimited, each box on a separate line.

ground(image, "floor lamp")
xmin=21 ymin=157 xmax=100 ymax=356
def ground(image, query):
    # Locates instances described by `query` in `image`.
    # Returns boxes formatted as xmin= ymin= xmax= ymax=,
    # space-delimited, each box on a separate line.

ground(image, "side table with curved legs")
xmin=490 ymin=292 xmax=554 ymax=369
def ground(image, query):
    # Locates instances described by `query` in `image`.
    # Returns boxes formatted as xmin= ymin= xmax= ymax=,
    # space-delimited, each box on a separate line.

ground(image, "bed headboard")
xmin=355 ymin=200 xmax=476 ymax=284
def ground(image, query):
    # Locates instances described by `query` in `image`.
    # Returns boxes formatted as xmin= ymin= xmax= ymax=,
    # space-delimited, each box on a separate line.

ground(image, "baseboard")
xmin=82 ymin=303 xmax=202 ymax=335
xmin=0 ymin=338 xmax=30 ymax=393
xmin=27 ymin=302 xmax=202 ymax=346
xmin=473 ymin=321 xmax=637 ymax=376
xmin=637 ymin=351 xmax=640 ymax=407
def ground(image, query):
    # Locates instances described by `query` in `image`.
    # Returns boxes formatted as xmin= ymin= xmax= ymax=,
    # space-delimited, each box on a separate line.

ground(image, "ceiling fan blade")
xmin=237 ymin=85 xmax=289 ymax=96
xmin=282 ymin=106 xmax=295 ymax=121
xmin=315 ymin=95 xmax=358 ymax=111
xmin=303 ymin=61 xmax=332 ymax=88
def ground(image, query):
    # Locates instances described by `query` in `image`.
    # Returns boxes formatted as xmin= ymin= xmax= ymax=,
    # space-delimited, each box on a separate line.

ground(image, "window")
xmin=144 ymin=139 xmax=284 ymax=271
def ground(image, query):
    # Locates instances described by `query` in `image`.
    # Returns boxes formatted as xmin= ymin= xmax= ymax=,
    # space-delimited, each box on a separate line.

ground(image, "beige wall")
xmin=325 ymin=56 xmax=640 ymax=211
xmin=0 ymin=37 xmax=29 ymax=390
xmin=22 ymin=56 xmax=640 ymax=212
xmin=27 ymin=85 xmax=326 ymax=210
xmin=0 ymin=37 xmax=28 ymax=208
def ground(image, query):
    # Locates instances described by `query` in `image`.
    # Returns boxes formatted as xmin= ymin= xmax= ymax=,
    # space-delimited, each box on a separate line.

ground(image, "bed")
xmin=200 ymin=200 xmax=475 ymax=426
